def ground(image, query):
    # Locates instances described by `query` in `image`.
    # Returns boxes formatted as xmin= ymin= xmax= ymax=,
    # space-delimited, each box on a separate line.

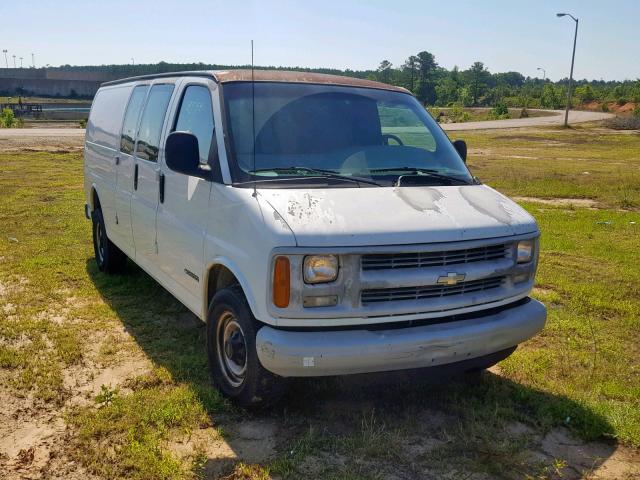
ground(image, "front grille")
xmin=361 ymin=244 xmax=509 ymax=271
xmin=361 ymin=276 xmax=506 ymax=304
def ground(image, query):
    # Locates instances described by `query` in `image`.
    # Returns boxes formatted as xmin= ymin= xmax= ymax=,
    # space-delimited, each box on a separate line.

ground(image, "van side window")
xmin=135 ymin=84 xmax=175 ymax=162
xmin=120 ymin=85 xmax=148 ymax=154
xmin=173 ymin=86 xmax=215 ymax=163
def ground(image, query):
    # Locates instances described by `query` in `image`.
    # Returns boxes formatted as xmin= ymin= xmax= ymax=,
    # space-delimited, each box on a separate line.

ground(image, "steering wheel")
xmin=382 ymin=133 xmax=404 ymax=146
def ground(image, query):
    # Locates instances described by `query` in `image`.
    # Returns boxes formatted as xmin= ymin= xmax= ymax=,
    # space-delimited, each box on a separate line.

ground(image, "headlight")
xmin=303 ymin=255 xmax=339 ymax=284
xmin=517 ymin=240 xmax=534 ymax=264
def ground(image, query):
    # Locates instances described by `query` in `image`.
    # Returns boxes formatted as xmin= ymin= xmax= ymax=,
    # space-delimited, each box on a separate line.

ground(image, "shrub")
xmin=541 ymin=84 xmax=563 ymax=109
xmin=634 ymin=104 xmax=640 ymax=118
xmin=601 ymin=102 xmax=610 ymax=112
xmin=617 ymin=97 xmax=628 ymax=106
xmin=79 ymin=118 xmax=88 ymax=128
xmin=488 ymin=102 xmax=510 ymax=120
xmin=519 ymin=108 xmax=529 ymax=118
xmin=575 ymin=85 xmax=595 ymax=103
xmin=604 ymin=116 xmax=640 ymax=130
xmin=0 ymin=108 xmax=22 ymax=128
xmin=449 ymin=103 xmax=471 ymax=123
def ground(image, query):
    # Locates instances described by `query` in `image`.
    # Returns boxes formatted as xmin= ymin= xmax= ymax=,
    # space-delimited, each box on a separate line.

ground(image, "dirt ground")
xmin=1 ymin=312 xmax=638 ymax=480
xmin=0 ymin=128 xmax=84 ymax=153
xmin=1 ymin=131 xmax=639 ymax=480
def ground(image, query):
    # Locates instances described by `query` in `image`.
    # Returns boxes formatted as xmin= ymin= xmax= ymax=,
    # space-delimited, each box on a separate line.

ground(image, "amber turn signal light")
xmin=273 ymin=256 xmax=290 ymax=308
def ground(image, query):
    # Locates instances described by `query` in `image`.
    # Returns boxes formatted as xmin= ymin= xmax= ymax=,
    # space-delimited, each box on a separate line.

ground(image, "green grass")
xmin=464 ymin=125 xmax=640 ymax=209
xmin=1 ymin=126 xmax=639 ymax=479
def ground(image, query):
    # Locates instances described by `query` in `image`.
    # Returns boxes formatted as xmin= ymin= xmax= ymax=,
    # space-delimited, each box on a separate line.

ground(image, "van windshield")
xmin=222 ymin=82 xmax=472 ymax=187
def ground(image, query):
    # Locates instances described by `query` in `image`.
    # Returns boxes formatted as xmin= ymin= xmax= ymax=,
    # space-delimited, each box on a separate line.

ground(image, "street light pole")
xmin=557 ymin=12 xmax=579 ymax=127
xmin=536 ymin=67 xmax=546 ymax=80
xmin=2 ymin=50 xmax=7 ymax=68
xmin=12 ymin=55 xmax=16 ymax=68
xmin=19 ymin=57 xmax=23 ymax=68
xmin=31 ymin=53 xmax=35 ymax=68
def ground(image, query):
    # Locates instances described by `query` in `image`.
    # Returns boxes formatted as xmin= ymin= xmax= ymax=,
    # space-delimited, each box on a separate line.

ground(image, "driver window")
xmin=378 ymin=103 xmax=436 ymax=151
xmin=173 ymin=85 xmax=215 ymax=164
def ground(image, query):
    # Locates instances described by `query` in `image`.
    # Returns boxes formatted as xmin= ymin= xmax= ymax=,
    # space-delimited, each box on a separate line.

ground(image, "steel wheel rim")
xmin=216 ymin=311 xmax=247 ymax=388
xmin=95 ymin=222 xmax=105 ymax=263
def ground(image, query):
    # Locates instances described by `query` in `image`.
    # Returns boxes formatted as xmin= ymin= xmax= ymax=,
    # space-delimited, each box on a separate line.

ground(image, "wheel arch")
xmin=89 ymin=184 xmax=101 ymax=212
xmin=204 ymin=259 xmax=260 ymax=320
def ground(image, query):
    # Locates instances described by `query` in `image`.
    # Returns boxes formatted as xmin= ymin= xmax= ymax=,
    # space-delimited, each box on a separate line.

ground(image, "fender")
xmin=202 ymin=256 xmax=263 ymax=322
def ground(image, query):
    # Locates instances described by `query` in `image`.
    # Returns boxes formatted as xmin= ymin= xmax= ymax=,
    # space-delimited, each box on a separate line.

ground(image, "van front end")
xmin=256 ymin=235 xmax=546 ymax=377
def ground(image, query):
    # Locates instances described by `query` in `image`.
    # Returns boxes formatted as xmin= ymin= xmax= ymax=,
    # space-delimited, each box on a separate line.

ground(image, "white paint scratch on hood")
xmin=257 ymin=185 xmax=538 ymax=247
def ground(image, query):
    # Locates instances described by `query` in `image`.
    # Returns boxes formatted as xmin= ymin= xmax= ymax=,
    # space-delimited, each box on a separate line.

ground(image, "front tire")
xmin=91 ymin=208 xmax=127 ymax=274
xmin=207 ymin=286 xmax=288 ymax=408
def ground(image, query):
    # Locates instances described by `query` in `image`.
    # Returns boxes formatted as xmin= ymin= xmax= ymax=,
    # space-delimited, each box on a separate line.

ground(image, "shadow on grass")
xmin=87 ymin=259 xmax=618 ymax=479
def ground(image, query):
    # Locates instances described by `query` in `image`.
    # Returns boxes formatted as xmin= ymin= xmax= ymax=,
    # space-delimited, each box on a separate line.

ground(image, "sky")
xmin=2 ymin=0 xmax=639 ymax=81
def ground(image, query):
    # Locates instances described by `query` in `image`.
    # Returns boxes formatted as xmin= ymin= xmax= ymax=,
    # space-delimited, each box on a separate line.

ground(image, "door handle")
xmin=134 ymin=164 xmax=139 ymax=190
xmin=159 ymin=172 xmax=165 ymax=203
xmin=114 ymin=155 xmax=120 ymax=165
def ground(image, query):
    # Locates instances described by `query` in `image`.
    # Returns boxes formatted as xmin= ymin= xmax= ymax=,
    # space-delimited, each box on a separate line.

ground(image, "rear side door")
xmin=114 ymin=84 xmax=148 ymax=256
xmin=84 ymin=85 xmax=131 ymax=248
xmin=156 ymin=80 xmax=216 ymax=310
xmin=130 ymin=83 xmax=175 ymax=268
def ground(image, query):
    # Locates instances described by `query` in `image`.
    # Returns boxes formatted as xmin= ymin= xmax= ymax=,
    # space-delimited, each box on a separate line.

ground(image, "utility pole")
xmin=557 ymin=13 xmax=579 ymax=127
xmin=2 ymin=50 xmax=7 ymax=68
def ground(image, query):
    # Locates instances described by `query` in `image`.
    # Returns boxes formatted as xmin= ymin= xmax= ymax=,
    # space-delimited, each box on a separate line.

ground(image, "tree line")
xmin=52 ymin=54 xmax=640 ymax=109
xmin=370 ymin=52 xmax=639 ymax=109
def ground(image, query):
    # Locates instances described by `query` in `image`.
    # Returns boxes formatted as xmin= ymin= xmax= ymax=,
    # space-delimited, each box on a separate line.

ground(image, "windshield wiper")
xmin=369 ymin=167 xmax=472 ymax=185
xmin=249 ymin=167 xmax=383 ymax=187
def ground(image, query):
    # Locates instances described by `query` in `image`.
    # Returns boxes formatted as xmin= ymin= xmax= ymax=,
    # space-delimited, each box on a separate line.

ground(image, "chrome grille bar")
xmin=361 ymin=276 xmax=506 ymax=304
xmin=361 ymin=244 xmax=509 ymax=271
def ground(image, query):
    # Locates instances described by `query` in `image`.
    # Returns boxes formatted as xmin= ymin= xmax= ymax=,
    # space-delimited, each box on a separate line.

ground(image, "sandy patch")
xmin=513 ymin=196 xmax=601 ymax=208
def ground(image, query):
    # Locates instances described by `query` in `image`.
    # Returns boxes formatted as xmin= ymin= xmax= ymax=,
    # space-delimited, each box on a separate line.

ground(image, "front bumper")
xmin=256 ymin=298 xmax=546 ymax=377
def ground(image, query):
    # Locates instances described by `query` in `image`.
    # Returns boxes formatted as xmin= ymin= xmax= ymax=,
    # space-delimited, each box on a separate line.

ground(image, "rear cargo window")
xmin=135 ymin=84 xmax=174 ymax=162
xmin=87 ymin=86 xmax=131 ymax=149
xmin=120 ymin=85 xmax=148 ymax=155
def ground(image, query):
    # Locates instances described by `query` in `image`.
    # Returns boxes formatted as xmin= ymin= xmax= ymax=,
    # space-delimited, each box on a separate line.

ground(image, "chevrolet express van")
xmin=84 ymin=70 xmax=546 ymax=406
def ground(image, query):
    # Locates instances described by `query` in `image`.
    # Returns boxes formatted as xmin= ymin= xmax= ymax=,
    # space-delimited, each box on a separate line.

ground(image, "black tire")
xmin=91 ymin=208 xmax=127 ymax=274
xmin=207 ymin=285 xmax=288 ymax=408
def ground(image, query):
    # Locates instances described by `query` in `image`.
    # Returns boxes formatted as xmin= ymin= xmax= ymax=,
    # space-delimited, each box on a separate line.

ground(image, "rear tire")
xmin=207 ymin=286 xmax=288 ymax=408
xmin=91 ymin=208 xmax=127 ymax=274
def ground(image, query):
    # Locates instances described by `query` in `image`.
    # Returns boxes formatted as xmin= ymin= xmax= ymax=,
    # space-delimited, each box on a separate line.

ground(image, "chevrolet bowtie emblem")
xmin=437 ymin=272 xmax=466 ymax=286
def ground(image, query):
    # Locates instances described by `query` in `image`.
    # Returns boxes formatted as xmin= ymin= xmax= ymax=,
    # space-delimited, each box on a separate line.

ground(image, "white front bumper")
xmin=256 ymin=299 xmax=546 ymax=377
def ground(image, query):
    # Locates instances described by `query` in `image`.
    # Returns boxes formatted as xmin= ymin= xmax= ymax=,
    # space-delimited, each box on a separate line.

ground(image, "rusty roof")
xmin=101 ymin=69 xmax=411 ymax=94
xmin=212 ymin=70 xmax=411 ymax=94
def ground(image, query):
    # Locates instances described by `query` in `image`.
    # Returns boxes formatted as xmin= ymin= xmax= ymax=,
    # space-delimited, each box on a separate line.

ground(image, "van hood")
xmin=258 ymin=185 xmax=538 ymax=247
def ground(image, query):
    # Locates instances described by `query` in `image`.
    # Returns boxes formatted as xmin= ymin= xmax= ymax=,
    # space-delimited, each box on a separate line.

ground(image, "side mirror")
xmin=165 ymin=131 xmax=209 ymax=179
xmin=452 ymin=139 xmax=467 ymax=163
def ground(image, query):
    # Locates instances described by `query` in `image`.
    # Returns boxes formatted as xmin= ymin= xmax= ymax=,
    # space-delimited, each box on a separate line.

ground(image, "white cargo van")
xmin=84 ymin=70 xmax=546 ymax=406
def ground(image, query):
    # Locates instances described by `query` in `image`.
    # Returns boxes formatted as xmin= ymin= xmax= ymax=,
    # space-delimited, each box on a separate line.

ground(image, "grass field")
xmin=0 ymin=124 xmax=639 ymax=479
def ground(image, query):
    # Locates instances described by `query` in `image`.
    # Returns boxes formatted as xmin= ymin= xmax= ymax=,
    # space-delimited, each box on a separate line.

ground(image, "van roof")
xmin=100 ymin=69 xmax=410 ymax=94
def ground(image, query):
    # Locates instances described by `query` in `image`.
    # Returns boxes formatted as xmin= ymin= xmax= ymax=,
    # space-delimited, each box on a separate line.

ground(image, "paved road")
xmin=0 ymin=110 xmax=614 ymax=141
xmin=441 ymin=109 xmax=613 ymax=131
